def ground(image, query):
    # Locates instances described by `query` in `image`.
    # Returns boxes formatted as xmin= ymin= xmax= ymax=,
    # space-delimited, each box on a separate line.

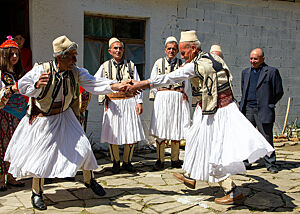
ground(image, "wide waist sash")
xmin=198 ymin=88 xmax=233 ymax=109
xmin=106 ymin=92 xmax=134 ymax=100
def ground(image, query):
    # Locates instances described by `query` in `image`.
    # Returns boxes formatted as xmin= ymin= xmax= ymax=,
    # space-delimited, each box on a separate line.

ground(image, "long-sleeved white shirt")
xmin=150 ymin=63 xmax=195 ymax=88
xmin=17 ymin=65 xmax=116 ymax=100
xmin=150 ymin=58 xmax=189 ymax=95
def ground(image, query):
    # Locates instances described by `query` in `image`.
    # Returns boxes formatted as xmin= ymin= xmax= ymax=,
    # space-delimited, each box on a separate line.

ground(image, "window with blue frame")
xmin=84 ymin=15 xmax=146 ymax=79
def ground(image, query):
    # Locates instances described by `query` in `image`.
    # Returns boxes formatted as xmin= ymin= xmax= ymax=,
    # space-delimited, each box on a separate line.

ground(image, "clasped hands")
xmin=111 ymin=79 xmax=149 ymax=95
xmin=34 ymin=72 xmax=148 ymax=95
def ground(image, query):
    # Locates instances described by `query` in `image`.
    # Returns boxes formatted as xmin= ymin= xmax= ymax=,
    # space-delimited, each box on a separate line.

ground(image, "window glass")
xmin=84 ymin=40 xmax=102 ymax=75
xmin=84 ymin=15 xmax=145 ymax=79
xmin=103 ymin=43 xmax=112 ymax=62
xmin=125 ymin=44 xmax=144 ymax=64
xmin=115 ymin=20 xmax=145 ymax=39
xmin=84 ymin=16 xmax=113 ymax=38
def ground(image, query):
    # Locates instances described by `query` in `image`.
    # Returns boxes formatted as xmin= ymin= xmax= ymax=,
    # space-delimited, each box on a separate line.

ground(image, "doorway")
xmin=0 ymin=0 xmax=29 ymax=46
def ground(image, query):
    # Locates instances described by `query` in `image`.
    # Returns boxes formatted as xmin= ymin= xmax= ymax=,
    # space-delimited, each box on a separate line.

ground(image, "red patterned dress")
xmin=0 ymin=110 xmax=20 ymax=175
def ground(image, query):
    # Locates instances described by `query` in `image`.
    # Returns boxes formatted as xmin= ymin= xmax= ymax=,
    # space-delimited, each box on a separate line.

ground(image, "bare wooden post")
xmin=282 ymin=97 xmax=291 ymax=135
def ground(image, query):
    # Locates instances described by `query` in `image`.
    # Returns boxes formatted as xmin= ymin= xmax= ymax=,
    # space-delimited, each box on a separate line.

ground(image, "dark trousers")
xmin=244 ymin=107 xmax=276 ymax=169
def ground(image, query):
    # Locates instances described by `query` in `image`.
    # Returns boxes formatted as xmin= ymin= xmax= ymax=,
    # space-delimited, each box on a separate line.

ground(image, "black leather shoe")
xmin=64 ymin=177 xmax=75 ymax=181
xmin=171 ymin=160 xmax=183 ymax=168
xmin=153 ymin=160 xmax=164 ymax=171
xmin=267 ymin=166 xmax=278 ymax=174
xmin=85 ymin=179 xmax=106 ymax=196
xmin=31 ymin=192 xmax=47 ymax=210
xmin=44 ymin=178 xmax=53 ymax=184
xmin=122 ymin=162 xmax=136 ymax=172
xmin=0 ymin=185 xmax=7 ymax=191
xmin=243 ymin=160 xmax=252 ymax=170
xmin=111 ymin=161 xmax=120 ymax=174
xmin=245 ymin=165 xmax=252 ymax=170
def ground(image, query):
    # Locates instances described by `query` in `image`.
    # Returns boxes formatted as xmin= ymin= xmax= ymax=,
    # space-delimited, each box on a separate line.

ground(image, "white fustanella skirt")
xmin=5 ymin=108 xmax=98 ymax=178
xmin=182 ymin=102 xmax=274 ymax=183
xmin=101 ymin=97 xmax=145 ymax=145
xmin=149 ymin=91 xmax=190 ymax=141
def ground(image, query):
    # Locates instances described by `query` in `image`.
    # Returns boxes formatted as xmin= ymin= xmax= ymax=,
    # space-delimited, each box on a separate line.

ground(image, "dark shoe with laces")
xmin=84 ymin=179 xmax=106 ymax=196
xmin=31 ymin=192 xmax=47 ymax=210
xmin=153 ymin=160 xmax=165 ymax=171
xmin=267 ymin=166 xmax=278 ymax=174
xmin=111 ymin=161 xmax=120 ymax=174
xmin=171 ymin=160 xmax=183 ymax=168
xmin=122 ymin=162 xmax=136 ymax=172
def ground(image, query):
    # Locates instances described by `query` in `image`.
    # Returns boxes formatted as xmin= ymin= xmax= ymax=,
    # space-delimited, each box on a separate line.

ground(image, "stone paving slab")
xmin=44 ymin=187 xmax=78 ymax=202
xmin=1 ymin=146 xmax=300 ymax=213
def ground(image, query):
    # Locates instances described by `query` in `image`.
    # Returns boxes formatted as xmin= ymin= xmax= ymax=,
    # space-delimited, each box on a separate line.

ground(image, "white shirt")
xmin=94 ymin=61 xmax=143 ymax=104
xmin=150 ymin=63 xmax=195 ymax=88
xmin=17 ymin=65 xmax=116 ymax=98
xmin=150 ymin=58 xmax=189 ymax=95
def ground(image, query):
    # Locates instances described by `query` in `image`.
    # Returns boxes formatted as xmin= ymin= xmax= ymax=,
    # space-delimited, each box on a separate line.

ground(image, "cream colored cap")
xmin=109 ymin=37 xmax=121 ymax=48
xmin=179 ymin=30 xmax=199 ymax=42
xmin=52 ymin=35 xmax=77 ymax=54
xmin=210 ymin=45 xmax=222 ymax=53
xmin=165 ymin=36 xmax=177 ymax=45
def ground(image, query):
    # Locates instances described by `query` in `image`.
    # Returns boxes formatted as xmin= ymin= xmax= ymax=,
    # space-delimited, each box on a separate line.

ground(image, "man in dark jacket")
xmin=239 ymin=48 xmax=283 ymax=174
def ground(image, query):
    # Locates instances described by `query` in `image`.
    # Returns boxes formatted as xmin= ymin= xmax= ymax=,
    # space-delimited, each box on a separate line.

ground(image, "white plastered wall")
xmin=29 ymin=0 xmax=182 ymax=149
xmin=29 ymin=0 xmax=300 ymax=147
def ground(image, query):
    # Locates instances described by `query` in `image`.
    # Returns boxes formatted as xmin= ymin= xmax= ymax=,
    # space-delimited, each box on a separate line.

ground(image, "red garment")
xmin=20 ymin=48 xmax=32 ymax=72
xmin=79 ymin=85 xmax=85 ymax=94
xmin=0 ymin=110 xmax=20 ymax=175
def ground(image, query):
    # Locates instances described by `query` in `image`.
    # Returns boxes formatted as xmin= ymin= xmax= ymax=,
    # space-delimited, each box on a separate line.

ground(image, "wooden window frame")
xmin=84 ymin=14 xmax=146 ymax=79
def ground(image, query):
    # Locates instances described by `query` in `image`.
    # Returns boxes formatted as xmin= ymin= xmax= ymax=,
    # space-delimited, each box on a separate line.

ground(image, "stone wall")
xmin=173 ymin=0 xmax=300 ymax=134
xmin=29 ymin=0 xmax=300 ymax=146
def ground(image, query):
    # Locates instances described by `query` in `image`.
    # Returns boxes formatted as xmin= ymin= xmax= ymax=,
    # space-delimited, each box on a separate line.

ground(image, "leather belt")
xmin=106 ymin=92 xmax=134 ymax=100
xmin=158 ymin=87 xmax=184 ymax=92
xmin=29 ymin=101 xmax=64 ymax=124
xmin=38 ymin=102 xmax=64 ymax=116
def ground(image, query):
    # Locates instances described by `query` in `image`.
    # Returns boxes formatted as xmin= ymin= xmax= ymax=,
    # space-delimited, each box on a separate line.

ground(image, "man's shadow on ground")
xmin=183 ymin=173 xmax=297 ymax=212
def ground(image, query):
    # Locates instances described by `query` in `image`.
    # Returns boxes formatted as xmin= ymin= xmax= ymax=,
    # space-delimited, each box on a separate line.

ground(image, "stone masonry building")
xmin=1 ymin=0 xmax=300 ymax=146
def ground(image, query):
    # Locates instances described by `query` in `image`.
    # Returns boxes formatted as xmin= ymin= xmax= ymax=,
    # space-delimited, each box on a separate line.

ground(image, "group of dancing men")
xmin=0 ymin=29 xmax=283 ymax=210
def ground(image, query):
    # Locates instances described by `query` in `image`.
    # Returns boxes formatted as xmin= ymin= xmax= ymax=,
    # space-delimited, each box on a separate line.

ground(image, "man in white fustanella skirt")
xmin=4 ymin=35 xmax=134 ymax=210
xmin=149 ymin=36 xmax=190 ymax=171
xmin=95 ymin=37 xmax=145 ymax=174
xmin=125 ymin=30 xmax=275 ymax=205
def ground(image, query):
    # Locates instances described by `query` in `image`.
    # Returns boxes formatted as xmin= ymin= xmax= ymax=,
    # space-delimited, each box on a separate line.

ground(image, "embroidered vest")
xmin=0 ymin=70 xmax=28 ymax=119
xmin=98 ymin=59 xmax=134 ymax=104
xmin=28 ymin=61 xmax=80 ymax=119
xmin=190 ymin=52 xmax=234 ymax=114
xmin=149 ymin=57 xmax=183 ymax=100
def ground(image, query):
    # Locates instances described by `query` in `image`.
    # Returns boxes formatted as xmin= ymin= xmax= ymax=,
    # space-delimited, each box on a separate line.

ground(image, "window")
xmin=84 ymin=15 xmax=146 ymax=79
